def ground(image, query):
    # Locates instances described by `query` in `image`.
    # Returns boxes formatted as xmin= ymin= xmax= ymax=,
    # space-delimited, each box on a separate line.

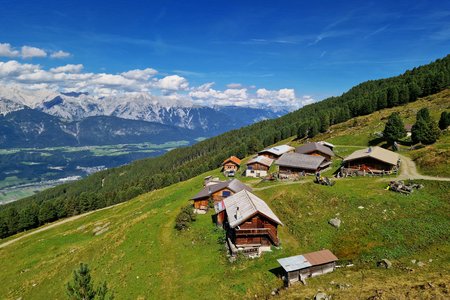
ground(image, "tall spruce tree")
xmin=383 ymin=112 xmax=406 ymax=145
xmin=411 ymin=108 xmax=440 ymax=145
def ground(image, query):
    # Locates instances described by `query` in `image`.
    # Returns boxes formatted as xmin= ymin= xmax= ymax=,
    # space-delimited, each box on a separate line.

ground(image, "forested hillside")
xmin=1 ymin=54 xmax=449 ymax=239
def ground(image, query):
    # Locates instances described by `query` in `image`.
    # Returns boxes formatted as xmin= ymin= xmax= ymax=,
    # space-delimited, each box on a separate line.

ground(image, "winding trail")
xmin=397 ymin=154 xmax=450 ymax=181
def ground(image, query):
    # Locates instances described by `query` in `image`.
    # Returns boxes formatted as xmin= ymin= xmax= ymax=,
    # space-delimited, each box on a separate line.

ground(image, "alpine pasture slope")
xmin=1 ymin=92 xmax=449 ymax=299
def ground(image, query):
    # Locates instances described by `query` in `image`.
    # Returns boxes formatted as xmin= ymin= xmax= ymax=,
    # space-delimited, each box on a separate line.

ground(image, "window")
xmin=222 ymin=191 xmax=231 ymax=197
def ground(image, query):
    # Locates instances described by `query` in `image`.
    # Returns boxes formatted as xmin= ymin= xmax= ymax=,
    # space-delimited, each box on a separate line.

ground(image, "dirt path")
xmin=0 ymin=202 xmax=123 ymax=249
xmin=397 ymin=154 xmax=450 ymax=181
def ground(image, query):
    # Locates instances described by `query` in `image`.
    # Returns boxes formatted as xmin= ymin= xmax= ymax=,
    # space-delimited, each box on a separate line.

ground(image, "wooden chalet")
xmin=295 ymin=142 xmax=335 ymax=161
xmin=222 ymin=156 xmax=241 ymax=176
xmin=277 ymin=249 xmax=338 ymax=286
xmin=191 ymin=178 xmax=251 ymax=216
xmin=258 ymin=145 xmax=295 ymax=160
xmin=275 ymin=152 xmax=331 ymax=178
xmin=245 ymin=155 xmax=274 ymax=178
xmin=223 ymin=190 xmax=283 ymax=257
xmin=342 ymin=146 xmax=400 ymax=175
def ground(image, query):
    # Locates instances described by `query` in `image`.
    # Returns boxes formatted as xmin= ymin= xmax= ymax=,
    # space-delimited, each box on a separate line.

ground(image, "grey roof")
xmin=191 ymin=179 xmax=252 ymax=200
xmin=275 ymin=152 xmax=325 ymax=170
xmin=278 ymin=249 xmax=338 ymax=272
xmin=246 ymin=155 xmax=274 ymax=167
xmin=296 ymin=142 xmax=335 ymax=157
xmin=258 ymin=145 xmax=295 ymax=156
xmin=277 ymin=255 xmax=311 ymax=272
xmin=343 ymin=146 xmax=399 ymax=166
xmin=223 ymin=190 xmax=283 ymax=228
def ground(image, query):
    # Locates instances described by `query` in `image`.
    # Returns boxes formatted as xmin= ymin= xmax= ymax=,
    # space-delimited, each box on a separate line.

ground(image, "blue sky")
xmin=0 ymin=0 xmax=449 ymax=108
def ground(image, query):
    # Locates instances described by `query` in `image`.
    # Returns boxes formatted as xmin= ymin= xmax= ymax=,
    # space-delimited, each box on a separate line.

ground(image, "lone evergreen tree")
xmin=411 ymin=108 xmax=440 ymax=145
xmin=439 ymin=111 xmax=450 ymax=130
xmin=66 ymin=263 xmax=113 ymax=300
xmin=383 ymin=112 xmax=406 ymax=146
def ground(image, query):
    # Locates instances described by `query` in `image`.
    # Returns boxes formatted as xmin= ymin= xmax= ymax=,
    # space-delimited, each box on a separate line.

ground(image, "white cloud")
xmin=157 ymin=75 xmax=189 ymax=91
xmin=0 ymin=43 xmax=19 ymax=57
xmin=0 ymin=59 xmax=310 ymax=111
xmin=121 ymin=68 xmax=157 ymax=80
xmin=50 ymin=64 xmax=84 ymax=73
xmin=21 ymin=46 xmax=47 ymax=59
xmin=226 ymin=83 xmax=242 ymax=89
xmin=50 ymin=50 xmax=71 ymax=58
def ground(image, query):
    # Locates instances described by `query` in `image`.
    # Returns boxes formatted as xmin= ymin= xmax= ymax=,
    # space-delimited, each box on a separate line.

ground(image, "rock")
xmin=377 ymin=259 xmax=392 ymax=269
xmin=314 ymin=292 xmax=330 ymax=300
xmin=358 ymin=206 xmax=364 ymax=209
xmin=417 ymin=261 xmax=425 ymax=267
xmin=411 ymin=259 xmax=416 ymax=264
xmin=328 ymin=218 xmax=341 ymax=228
xmin=428 ymin=259 xmax=433 ymax=263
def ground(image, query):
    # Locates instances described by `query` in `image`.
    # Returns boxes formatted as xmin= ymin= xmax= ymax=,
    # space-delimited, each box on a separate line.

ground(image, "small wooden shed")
xmin=342 ymin=146 xmax=400 ymax=174
xmin=277 ymin=249 xmax=338 ymax=286
xmin=191 ymin=179 xmax=251 ymax=212
xmin=222 ymin=156 xmax=241 ymax=176
xmin=245 ymin=155 xmax=274 ymax=177
xmin=275 ymin=152 xmax=331 ymax=178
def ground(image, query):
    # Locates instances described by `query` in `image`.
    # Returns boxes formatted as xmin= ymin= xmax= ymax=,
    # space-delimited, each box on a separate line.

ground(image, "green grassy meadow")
xmin=1 ymin=165 xmax=449 ymax=299
xmin=1 ymin=91 xmax=449 ymax=299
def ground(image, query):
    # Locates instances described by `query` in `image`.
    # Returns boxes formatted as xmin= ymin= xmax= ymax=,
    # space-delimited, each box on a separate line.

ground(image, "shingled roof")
xmin=296 ymin=142 xmax=335 ymax=157
xmin=246 ymin=155 xmax=274 ymax=167
xmin=258 ymin=145 xmax=295 ymax=156
xmin=222 ymin=156 xmax=241 ymax=166
xmin=191 ymin=179 xmax=251 ymax=200
xmin=223 ymin=190 xmax=283 ymax=228
xmin=343 ymin=146 xmax=399 ymax=166
xmin=275 ymin=152 xmax=325 ymax=170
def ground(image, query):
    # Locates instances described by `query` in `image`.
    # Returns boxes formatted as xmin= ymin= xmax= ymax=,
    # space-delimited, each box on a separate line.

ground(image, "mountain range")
xmin=0 ymin=85 xmax=286 ymax=147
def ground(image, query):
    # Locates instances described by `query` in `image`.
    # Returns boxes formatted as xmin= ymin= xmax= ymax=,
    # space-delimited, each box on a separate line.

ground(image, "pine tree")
xmin=412 ymin=108 xmax=440 ymax=145
xmin=439 ymin=111 xmax=450 ymax=130
xmin=66 ymin=263 xmax=114 ymax=300
xmin=383 ymin=112 xmax=406 ymax=145
xmin=66 ymin=263 xmax=97 ymax=300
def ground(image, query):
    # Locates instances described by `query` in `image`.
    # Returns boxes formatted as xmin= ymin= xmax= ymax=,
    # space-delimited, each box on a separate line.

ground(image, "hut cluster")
xmin=189 ymin=141 xmax=402 ymax=286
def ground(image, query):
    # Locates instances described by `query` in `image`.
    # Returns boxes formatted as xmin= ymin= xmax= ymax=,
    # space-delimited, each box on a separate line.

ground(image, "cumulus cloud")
xmin=21 ymin=46 xmax=47 ymax=58
xmin=157 ymin=75 xmax=189 ymax=91
xmin=0 ymin=59 xmax=311 ymax=111
xmin=0 ymin=43 xmax=20 ymax=57
xmin=50 ymin=64 xmax=84 ymax=73
xmin=0 ymin=42 xmax=72 ymax=59
xmin=121 ymin=68 xmax=157 ymax=80
xmin=50 ymin=50 xmax=71 ymax=58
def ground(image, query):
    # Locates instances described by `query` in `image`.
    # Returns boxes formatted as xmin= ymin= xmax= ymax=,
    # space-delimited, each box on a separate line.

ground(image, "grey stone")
xmin=314 ymin=292 xmax=330 ymax=300
xmin=417 ymin=261 xmax=425 ymax=267
xmin=377 ymin=259 xmax=392 ymax=269
xmin=328 ymin=218 xmax=341 ymax=228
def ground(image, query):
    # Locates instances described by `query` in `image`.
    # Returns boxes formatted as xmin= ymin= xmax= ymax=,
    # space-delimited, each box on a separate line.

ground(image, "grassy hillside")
xmin=1 ymin=169 xmax=448 ymax=299
xmin=2 ymin=55 xmax=449 ymax=240
xmin=2 ymin=93 xmax=450 ymax=299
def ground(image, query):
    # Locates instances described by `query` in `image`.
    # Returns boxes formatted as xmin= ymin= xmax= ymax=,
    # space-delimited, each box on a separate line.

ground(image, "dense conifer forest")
xmin=1 ymin=54 xmax=449 ymax=238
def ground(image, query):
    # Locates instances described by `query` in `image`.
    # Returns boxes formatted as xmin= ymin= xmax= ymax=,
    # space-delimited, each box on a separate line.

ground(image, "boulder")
xmin=314 ymin=292 xmax=330 ymax=300
xmin=377 ymin=259 xmax=392 ymax=269
xmin=328 ymin=218 xmax=341 ymax=228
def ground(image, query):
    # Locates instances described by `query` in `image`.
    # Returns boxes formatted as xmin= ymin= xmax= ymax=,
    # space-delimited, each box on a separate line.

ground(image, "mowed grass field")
xmin=1 ymin=167 xmax=449 ymax=299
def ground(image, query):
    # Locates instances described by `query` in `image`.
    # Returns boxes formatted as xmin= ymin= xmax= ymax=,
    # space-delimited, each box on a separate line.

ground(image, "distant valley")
xmin=0 ymin=84 xmax=286 ymax=203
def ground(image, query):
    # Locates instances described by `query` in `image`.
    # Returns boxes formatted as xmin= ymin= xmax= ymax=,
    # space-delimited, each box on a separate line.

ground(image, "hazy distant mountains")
xmin=0 ymin=85 xmax=286 ymax=148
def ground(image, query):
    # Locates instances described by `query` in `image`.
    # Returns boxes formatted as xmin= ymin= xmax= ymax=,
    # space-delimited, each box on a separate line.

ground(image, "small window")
xmin=222 ymin=191 xmax=231 ymax=197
